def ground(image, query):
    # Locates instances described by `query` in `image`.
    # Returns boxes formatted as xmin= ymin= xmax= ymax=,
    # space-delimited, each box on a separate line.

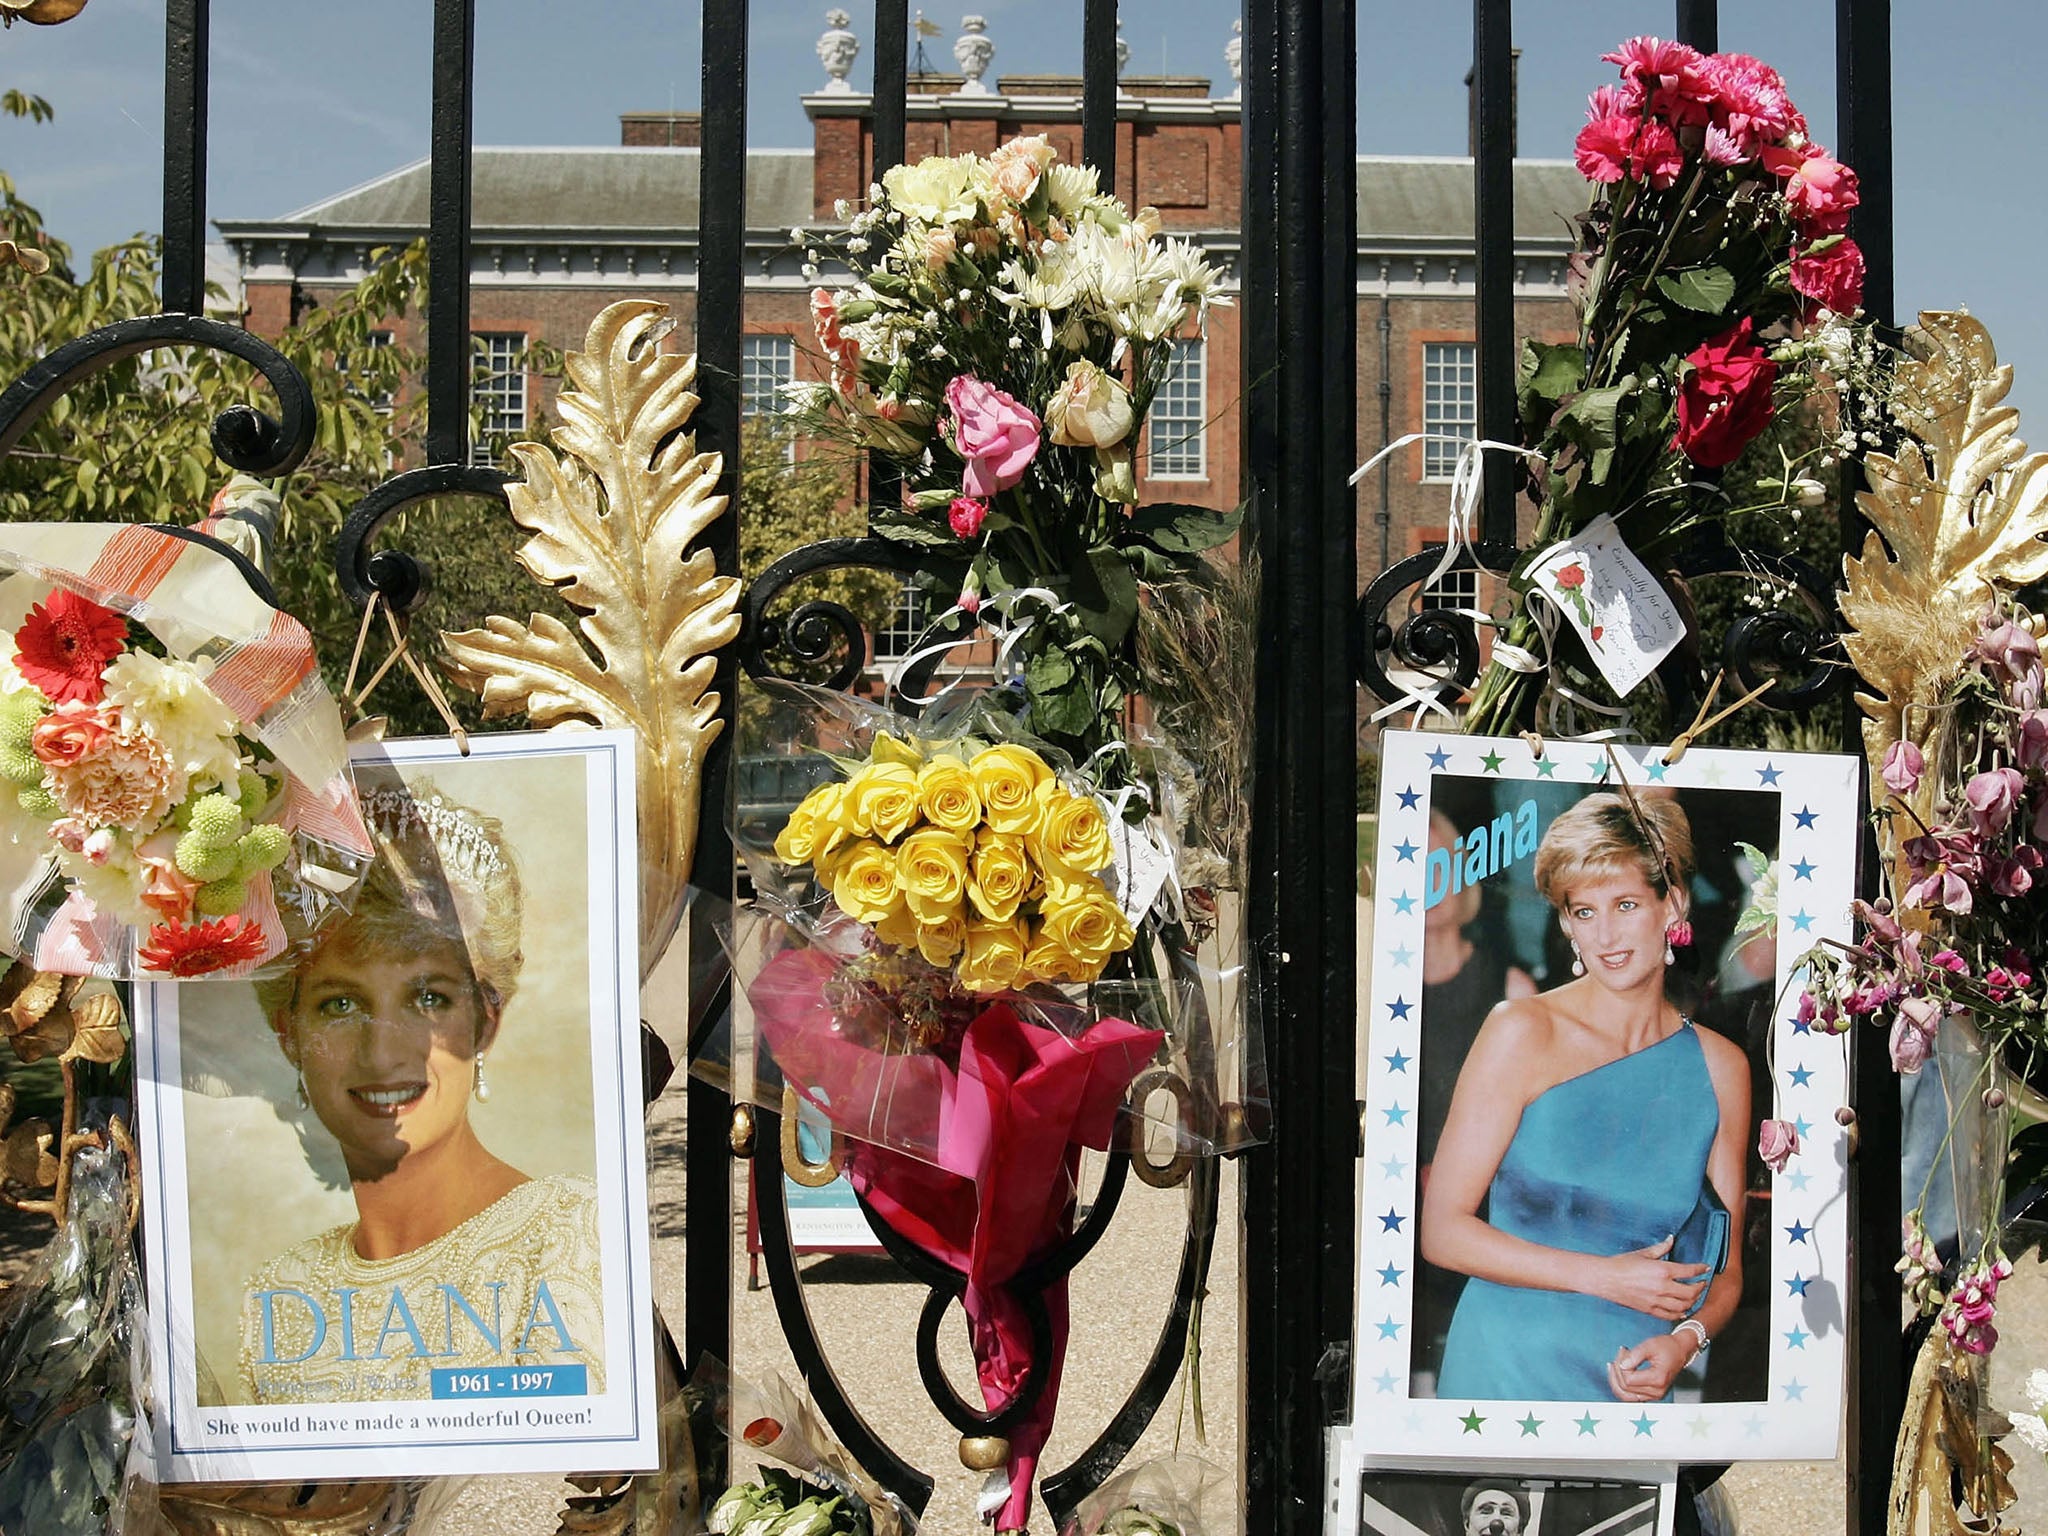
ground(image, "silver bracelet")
xmin=1671 ymin=1318 xmax=1709 ymax=1361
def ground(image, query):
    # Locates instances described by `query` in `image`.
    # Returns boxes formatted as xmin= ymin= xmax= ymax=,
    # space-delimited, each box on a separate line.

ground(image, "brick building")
xmin=219 ymin=19 xmax=1581 ymax=674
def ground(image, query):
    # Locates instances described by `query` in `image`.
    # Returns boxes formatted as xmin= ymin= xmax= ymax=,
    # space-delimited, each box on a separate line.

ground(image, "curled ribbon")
xmin=1350 ymin=433 xmax=1544 ymax=726
xmin=883 ymin=584 xmax=1072 ymax=709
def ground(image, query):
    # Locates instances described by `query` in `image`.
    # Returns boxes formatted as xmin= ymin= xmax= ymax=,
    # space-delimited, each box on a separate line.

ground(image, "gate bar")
xmin=1470 ymin=0 xmax=1516 ymax=547
xmin=160 ymin=0 xmax=208 ymax=317
xmin=1242 ymin=0 xmax=1359 ymax=1524
xmin=688 ymin=0 xmax=751 ymax=1381
xmin=1676 ymin=0 xmax=1718 ymax=52
xmin=873 ymin=0 xmax=908 ymax=179
xmin=1082 ymin=0 xmax=1117 ymax=181
xmin=1838 ymin=5 xmax=1900 ymax=1533
xmin=425 ymin=0 xmax=477 ymax=468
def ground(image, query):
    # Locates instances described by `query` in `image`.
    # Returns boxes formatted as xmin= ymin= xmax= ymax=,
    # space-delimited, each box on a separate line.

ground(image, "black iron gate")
xmin=0 ymin=1 xmax=1903 ymax=1531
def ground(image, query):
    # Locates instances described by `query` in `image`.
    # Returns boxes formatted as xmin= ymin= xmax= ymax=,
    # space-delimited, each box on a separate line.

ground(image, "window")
xmin=740 ymin=334 xmax=795 ymax=419
xmin=1418 ymin=542 xmax=1480 ymax=613
xmin=1422 ymin=341 xmax=1477 ymax=480
xmin=364 ymin=329 xmax=395 ymax=414
xmin=472 ymin=331 xmax=527 ymax=464
xmin=873 ymin=582 xmax=928 ymax=662
xmin=1147 ymin=338 xmax=1206 ymax=478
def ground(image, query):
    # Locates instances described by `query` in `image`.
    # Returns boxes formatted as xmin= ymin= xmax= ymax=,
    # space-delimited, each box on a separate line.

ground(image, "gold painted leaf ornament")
xmin=442 ymin=300 xmax=743 ymax=968
xmin=1842 ymin=310 xmax=2048 ymax=785
xmin=1890 ymin=1328 xmax=2016 ymax=1535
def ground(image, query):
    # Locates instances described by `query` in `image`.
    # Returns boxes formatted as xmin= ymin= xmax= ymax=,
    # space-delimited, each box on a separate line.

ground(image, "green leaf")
xmin=1069 ymin=546 xmax=1140 ymax=645
xmin=1029 ymin=673 xmax=1098 ymax=738
xmin=1025 ymin=644 xmax=1076 ymax=695
xmin=1516 ymin=340 xmax=1585 ymax=423
xmin=1557 ymin=379 xmax=1633 ymax=453
xmin=1122 ymin=501 xmax=1242 ymax=554
xmin=868 ymin=504 xmax=959 ymax=549
xmin=1655 ymin=265 xmax=1737 ymax=315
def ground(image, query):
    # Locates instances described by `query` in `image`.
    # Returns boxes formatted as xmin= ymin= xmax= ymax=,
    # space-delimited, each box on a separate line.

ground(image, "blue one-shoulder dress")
xmin=1436 ymin=1022 xmax=1718 ymax=1402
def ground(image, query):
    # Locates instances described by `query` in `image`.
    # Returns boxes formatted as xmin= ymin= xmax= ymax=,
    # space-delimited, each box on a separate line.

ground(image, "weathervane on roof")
xmin=912 ymin=10 xmax=942 ymax=79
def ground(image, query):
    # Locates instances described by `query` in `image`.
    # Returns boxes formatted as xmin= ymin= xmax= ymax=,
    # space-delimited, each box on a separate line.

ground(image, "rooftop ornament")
xmin=817 ymin=8 xmax=860 ymax=95
xmin=953 ymin=15 xmax=994 ymax=96
xmin=1226 ymin=18 xmax=1243 ymax=100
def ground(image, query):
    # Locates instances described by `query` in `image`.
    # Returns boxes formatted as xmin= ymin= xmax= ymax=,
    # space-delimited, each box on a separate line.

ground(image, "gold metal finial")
xmin=729 ymin=1104 xmax=757 ymax=1157
xmin=959 ymin=1435 xmax=1009 ymax=1471
xmin=441 ymin=299 xmax=743 ymax=978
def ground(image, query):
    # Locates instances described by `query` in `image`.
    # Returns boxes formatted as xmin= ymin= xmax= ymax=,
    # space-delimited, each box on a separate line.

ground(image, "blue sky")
xmin=3 ymin=0 xmax=2046 ymax=424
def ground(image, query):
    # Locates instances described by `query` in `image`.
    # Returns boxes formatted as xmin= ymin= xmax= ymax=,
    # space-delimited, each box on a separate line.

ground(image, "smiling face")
xmin=281 ymin=931 xmax=496 ymax=1183
xmin=1559 ymin=864 xmax=1680 ymax=993
xmin=1464 ymin=1487 xmax=1523 ymax=1536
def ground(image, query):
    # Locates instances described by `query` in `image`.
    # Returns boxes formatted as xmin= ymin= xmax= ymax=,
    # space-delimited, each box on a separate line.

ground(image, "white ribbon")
xmin=883 ymin=584 xmax=1072 ymax=708
xmin=1351 ymin=433 xmax=1545 ymax=727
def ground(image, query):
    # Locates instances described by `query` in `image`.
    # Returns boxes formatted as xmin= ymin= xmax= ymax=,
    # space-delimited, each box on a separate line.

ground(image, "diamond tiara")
xmin=359 ymin=786 xmax=509 ymax=887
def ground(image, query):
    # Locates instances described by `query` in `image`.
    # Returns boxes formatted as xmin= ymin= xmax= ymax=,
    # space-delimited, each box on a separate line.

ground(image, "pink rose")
xmin=1880 ymin=739 xmax=1923 ymax=795
xmin=944 ymin=377 xmax=1041 ymax=499
xmin=31 ymin=702 xmax=113 ymax=769
xmin=1791 ymin=237 xmax=1865 ymax=318
xmin=1965 ymin=766 xmax=2025 ymax=837
xmin=948 ymin=495 xmax=989 ymax=539
xmin=135 ymin=828 xmax=198 ymax=924
xmin=1758 ymin=1118 xmax=1801 ymax=1173
xmin=1761 ymin=142 xmax=1860 ymax=232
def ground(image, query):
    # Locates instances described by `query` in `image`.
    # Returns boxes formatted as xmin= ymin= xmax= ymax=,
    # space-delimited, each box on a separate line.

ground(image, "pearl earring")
xmin=294 ymin=1069 xmax=309 ymax=1109
xmin=473 ymin=1052 xmax=491 ymax=1104
xmin=1570 ymin=941 xmax=1585 ymax=977
xmin=1664 ymin=939 xmax=1676 ymax=966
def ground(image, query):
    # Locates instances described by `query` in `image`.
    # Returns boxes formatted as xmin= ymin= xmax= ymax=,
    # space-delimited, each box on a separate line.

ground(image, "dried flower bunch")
xmin=1464 ymin=36 xmax=1870 ymax=734
xmin=1792 ymin=603 xmax=2048 ymax=1352
xmin=0 ymin=587 xmax=289 ymax=976
xmin=791 ymin=134 xmax=1238 ymax=760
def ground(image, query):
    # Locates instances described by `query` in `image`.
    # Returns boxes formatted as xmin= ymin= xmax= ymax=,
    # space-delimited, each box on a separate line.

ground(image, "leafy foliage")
xmin=0 ymin=152 xmax=567 ymax=738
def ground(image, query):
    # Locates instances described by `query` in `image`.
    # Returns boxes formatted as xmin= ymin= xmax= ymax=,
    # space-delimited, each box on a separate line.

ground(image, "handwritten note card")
xmin=1528 ymin=513 xmax=1685 ymax=698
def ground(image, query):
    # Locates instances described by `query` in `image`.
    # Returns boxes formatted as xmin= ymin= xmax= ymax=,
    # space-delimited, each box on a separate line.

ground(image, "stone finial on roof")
xmin=1226 ymin=18 xmax=1242 ymax=100
xmin=1115 ymin=21 xmax=1133 ymax=98
xmin=954 ymin=16 xmax=994 ymax=95
xmin=817 ymin=9 xmax=860 ymax=94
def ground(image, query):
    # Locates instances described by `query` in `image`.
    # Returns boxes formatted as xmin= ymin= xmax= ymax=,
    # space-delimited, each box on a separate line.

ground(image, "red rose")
xmin=1673 ymin=318 xmax=1779 ymax=468
xmin=1555 ymin=563 xmax=1586 ymax=589
xmin=1790 ymin=237 xmax=1865 ymax=320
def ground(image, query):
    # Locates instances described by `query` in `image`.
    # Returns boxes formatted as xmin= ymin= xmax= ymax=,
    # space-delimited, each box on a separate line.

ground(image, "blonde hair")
xmin=1533 ymin=792 xmax=1694 ymax=917
xmin=258 ymin=773 xmax=524 ymax=1026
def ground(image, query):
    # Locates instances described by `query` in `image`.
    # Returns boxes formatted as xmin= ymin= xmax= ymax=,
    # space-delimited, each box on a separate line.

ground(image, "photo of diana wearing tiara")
xmin=138 ymin=732 xmax=655 ymax=1480
xmin=230 ymin=767 xmax=605 ymax=1404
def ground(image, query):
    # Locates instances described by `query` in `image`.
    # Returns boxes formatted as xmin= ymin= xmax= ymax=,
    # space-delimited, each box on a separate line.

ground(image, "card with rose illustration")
xmin=1349 ymin=730 xmax=1857 ymax=1465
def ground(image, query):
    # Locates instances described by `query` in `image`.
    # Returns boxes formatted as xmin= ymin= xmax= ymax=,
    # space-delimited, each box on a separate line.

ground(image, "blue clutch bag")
xmin=1669 ymin=1180 xmax=1730 ymax=1320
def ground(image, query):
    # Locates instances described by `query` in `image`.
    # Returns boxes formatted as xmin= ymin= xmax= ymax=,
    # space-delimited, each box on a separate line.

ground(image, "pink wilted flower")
xmin=1880 ymin=739 xmax=1924 ymax=795
xmin=1664 ymin=919 xmax=1693 ymax=949
xmin=1758 ymin=1118 xmax=1801 ymax=1173
xmin=1890 ymin=995 xmax=1942 ymax=1074
xmin=1941 ymin=1254 xmax=2013 ymax=1356
xmin=943 ymin=377 xmax=1041 ymax=499
xmin=948 ymin=495 xmax=989 ymax=538
xmin=1965 ymin=767 xmax=2026 ymax=837
xmin=1898 ymin=1211 xmax=1945 ymax=1314
xmin=2015 ymin=711 xmax=2048 ymax=771
xmin=1991 ymin=845 xmax=2044 ymax=899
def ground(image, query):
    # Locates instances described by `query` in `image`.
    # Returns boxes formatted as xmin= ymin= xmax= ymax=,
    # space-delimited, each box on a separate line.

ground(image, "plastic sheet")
xmin=1057 ymin=1455 xmax=1234 ymax=1536
xmin=0 ymin=521 xmax=372 ymax=980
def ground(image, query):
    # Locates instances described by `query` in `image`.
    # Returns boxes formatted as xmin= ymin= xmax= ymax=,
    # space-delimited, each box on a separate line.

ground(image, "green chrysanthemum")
xmin=236 ymin=769 xmax=271 ymax=819
xmin=194 ymin=876 xmax=248 ymax=916
xmin=0 ymin=693 xmax=44 ymax=754
xmin=174 ymin=829 xmax=239 ymax=883
xmin=186 ymin=792 xmax=244 ymax=843
xmin=0 ymin=744 xmax=42 ymax=787
xmin=17 ymin=785 xmax=57 ymax=816
xmin=235 ymin=823 xmax=290 ymax=876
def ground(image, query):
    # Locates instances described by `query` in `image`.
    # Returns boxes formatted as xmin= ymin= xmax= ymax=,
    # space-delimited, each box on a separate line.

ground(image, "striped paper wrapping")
xmin=0 ymin=521 xmax=372 ymax=979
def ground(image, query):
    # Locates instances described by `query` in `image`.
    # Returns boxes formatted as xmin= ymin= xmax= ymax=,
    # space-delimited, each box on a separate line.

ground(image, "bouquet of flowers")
xmin=1461 ymin=35 xmax=1870 ymax=735
xmin=791 ymin=133 xmax=1237 ymax=763
xmin=0 ymin=525 xmax=369 ymax=980
xmin=1793 ymin=603 xmax=2047 ymax=1353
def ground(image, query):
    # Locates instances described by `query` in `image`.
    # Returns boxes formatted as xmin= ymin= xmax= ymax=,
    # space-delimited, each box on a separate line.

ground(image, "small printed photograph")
xmin=1357 ymin=1470 xmax=1672 ymax=1536
xmin=136 ymin=731 xmax=656 ymax=1482
xmin=1354 ymin=731 xmax=1857 ymax=1462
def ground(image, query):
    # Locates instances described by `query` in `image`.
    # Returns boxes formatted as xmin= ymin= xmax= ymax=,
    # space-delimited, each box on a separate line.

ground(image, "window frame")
xmin=1419 ymin=339 xmax=1478 ymax=483
xmin=1147 ymin=336 xmax=1208 ymax=481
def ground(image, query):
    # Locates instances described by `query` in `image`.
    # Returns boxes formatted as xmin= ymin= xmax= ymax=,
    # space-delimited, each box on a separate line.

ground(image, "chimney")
xmin=1463 ymin=47 xmax=1520 ymax=157
xmin=620 ymin=111 xmax=703 ymax=147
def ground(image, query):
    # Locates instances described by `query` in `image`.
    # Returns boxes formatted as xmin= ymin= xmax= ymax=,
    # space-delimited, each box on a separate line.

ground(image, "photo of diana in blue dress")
xmin=1420 ymin=792 xmax=1751 ymax=1404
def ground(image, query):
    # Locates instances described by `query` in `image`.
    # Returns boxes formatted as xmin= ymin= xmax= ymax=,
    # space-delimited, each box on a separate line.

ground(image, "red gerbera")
xmin=14 ymin=589 xmax=128 ymax=704
xmin=138 ymin=915 xmax=268 ymax=977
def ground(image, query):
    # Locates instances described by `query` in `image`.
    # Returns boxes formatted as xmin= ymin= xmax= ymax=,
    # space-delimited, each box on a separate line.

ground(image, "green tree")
xmin=0 ymin=135 xmax=570 ymax=736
